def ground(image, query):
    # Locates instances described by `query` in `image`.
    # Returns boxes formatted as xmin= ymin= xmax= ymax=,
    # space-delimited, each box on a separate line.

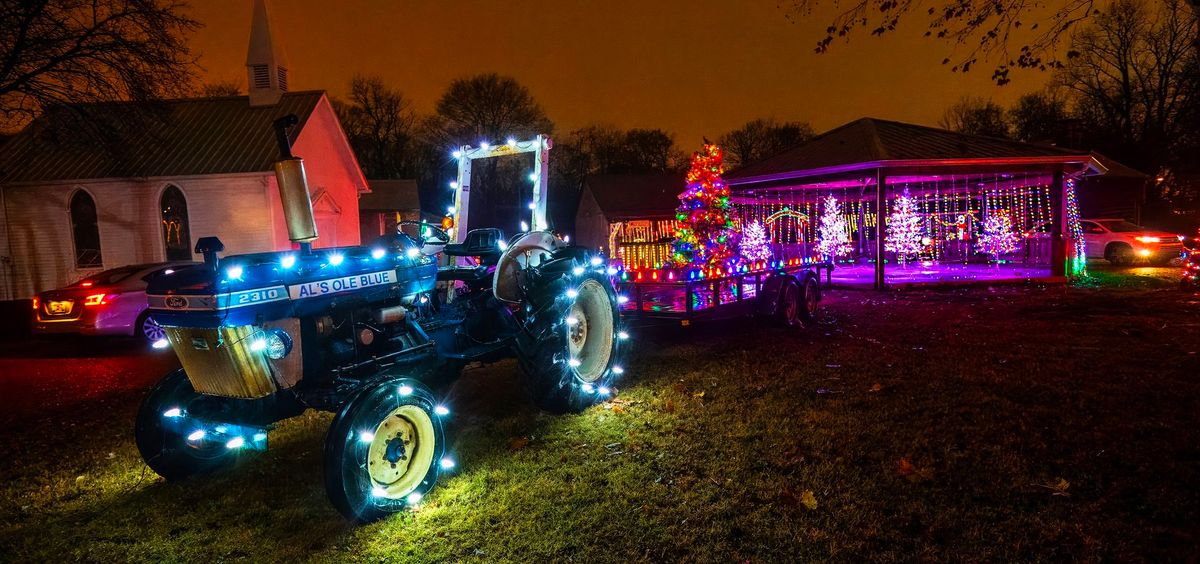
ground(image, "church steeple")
xmin=246 ymin=0 xmax=289 ymax=107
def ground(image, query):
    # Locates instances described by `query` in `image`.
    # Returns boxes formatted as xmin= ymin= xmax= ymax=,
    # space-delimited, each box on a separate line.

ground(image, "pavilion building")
xmin=724 ymin=118 xmax=1116 ymax=288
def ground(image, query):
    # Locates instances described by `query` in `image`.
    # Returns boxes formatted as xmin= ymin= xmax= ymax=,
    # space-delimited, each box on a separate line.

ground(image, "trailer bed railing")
xmin=616 ymin=262 xmax=831 ymax=321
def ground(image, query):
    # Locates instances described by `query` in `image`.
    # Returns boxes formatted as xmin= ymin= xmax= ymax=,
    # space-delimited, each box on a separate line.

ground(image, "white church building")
xmin=0 ymin=0 xmax=367 ymax=300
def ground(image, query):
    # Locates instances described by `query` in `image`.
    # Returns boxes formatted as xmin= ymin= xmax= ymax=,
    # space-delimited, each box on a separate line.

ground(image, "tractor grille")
xmin=165 ymin=325 xmax=278 ymax=399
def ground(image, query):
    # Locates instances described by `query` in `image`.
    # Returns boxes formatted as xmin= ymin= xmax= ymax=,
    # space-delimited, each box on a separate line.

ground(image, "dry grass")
xmin=1 ymin=268 xmax=1198 ymax=562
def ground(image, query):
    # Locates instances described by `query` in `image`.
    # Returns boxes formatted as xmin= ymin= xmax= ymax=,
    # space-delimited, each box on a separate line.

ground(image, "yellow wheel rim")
xmin=568 ymin=279 xmax=614 ymax=383
xmin=366 ymin=404 xmax=436 ymax=499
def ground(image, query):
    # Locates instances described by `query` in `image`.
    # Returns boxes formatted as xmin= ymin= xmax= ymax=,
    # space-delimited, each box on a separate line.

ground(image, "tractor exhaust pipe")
xmin=272 ymin=114 xmax=318 ymax=246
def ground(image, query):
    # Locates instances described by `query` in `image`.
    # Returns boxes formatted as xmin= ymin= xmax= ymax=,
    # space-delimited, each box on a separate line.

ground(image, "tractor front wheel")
xmin=324 ymin=379 xmax=447 ymax=522
xmin=134 ymin=369 xmax=238 ymax=480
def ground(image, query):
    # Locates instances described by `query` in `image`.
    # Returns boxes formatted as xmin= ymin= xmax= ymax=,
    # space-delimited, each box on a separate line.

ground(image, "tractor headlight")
xmin=264 ymin=329 xmax=292 ymax=360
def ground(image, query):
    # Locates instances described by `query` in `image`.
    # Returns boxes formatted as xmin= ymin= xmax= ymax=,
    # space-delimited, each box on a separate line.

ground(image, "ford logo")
xmin=165 ymin=296 xmax=188 ymax=309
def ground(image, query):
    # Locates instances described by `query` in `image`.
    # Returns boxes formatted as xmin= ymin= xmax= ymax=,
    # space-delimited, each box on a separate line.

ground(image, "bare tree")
xmin=785 ymin=0 xmax=1106 ymax=84
xmin=939 ymin=96 xmax=1011 ymax=137
xmin=1008 ymin=90 xmax=1070 ymax=143
xmin=718 ymin=118 xmax=814 ymax=168
xmin=430 ymin=73 xmax=553 ymax=230
xmin=621 ymin=129 xmax=683 ymax=172
xmin=431 ymin=73 xmax=553 ymax=145
xmin=197 ymin=80 xmax=241 ymax=97
xmin=334 ymin=75 xmax=418 ymax=180
xmin=1057 ymin=0 xmax=1197 ymax=173
xmin=0 ymin=0 xmax=200 ymax=131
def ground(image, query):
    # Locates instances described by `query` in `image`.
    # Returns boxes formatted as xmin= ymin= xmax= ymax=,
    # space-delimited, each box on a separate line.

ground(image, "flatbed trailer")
xmin=617 ymin=261 xmax=832 ymax=326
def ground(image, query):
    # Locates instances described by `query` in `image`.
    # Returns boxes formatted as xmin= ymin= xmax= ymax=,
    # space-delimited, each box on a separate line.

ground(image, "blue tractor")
xmin=135 ymin=117 xmax=626 ymax=521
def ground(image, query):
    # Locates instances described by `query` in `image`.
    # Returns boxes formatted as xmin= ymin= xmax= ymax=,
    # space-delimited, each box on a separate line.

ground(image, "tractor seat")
xmin=443 ymin=228 xmax=504 ymax=265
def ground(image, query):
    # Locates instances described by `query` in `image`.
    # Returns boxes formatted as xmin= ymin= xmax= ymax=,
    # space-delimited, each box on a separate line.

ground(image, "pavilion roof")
xmin=726 ymin=118 xmax=1099 ymax=187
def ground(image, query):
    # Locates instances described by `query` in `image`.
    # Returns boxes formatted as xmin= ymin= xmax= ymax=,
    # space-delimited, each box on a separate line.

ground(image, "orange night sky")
xmin=187 ymin=0 xmax=1058 ymax=147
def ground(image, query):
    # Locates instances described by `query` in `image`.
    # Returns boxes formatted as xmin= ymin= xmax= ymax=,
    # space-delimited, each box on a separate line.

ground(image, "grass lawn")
xmin=2 ymin=267 xmax=1198 ymax=562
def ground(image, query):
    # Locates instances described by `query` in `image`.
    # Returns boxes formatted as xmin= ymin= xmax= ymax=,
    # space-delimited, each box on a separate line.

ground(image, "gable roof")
xmin=1088 ymin=152 xmax=1148 ymax=179
xmin=360 ymin=179 xmax=421 ymax=212
xmin=584 ymin=173 xmax=684 ymax=220
xmin=727 ymin=117 xmax=1093 ymax=184
xmin=0 ymin=91 xmax=326 ymax=184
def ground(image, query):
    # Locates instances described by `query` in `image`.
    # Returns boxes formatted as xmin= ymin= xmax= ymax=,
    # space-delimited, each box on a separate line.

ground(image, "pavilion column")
xmin=1050 ymin=168 xmax=1066 ymax=277
xmin=875 ymin=168 xmax=887 ymax=290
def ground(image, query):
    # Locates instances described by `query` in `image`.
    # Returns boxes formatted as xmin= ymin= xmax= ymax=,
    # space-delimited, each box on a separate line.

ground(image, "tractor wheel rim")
xmin=805 ymin=284 xmax=818 ymax=314
xmin=367 ymin=404 xmax=435 ymax=499
xmin=567 ymin=279 xmax=613 ymax=383
xmin=143 ymin=316 xmax=166 ymax=341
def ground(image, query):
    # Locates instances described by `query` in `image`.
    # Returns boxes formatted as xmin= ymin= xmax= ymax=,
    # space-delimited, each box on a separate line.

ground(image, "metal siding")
xmin=0 ymin=92 xmax=324 ymax=184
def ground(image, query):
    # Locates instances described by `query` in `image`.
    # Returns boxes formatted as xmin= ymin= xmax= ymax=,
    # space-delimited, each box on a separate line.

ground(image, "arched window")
xmin=69 ymin=190 xmax=102 ymax=268
xmin=160 ymin=185 xmax=192 ymax=261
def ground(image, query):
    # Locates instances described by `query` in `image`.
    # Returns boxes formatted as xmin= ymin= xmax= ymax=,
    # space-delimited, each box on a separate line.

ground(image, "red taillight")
xmin=83 ymin=293 xmax=110 ymax=306
xmin=32 ymin=297 xmax=38 ymax=310
xmin=80 ymin=281 xmax=93 ymax=287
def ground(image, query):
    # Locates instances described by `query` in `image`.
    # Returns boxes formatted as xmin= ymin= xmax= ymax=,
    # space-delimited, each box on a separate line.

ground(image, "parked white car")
xmin=1080 ymin=219 xmax=1184 ymax=265
xmin=33 ymin=262 xmax=197 ymax=343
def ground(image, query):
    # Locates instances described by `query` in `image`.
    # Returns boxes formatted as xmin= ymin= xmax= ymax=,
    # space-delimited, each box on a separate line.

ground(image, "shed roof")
xmin=0 ymin=91 xmax=325 ymax=184
xmin=360 ymin=179 xmax=420 ymax=211
xmin=727 ymin=118 xmax=1095 ymax=185
xmin=584 ymin=173 xmax=684 ymax=220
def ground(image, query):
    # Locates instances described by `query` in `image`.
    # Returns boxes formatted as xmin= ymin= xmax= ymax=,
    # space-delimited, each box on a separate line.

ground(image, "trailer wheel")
xmin=773 ymin=277 xmax=803 ymax=327
xmin=324 ymin=379 xmax=446 ymax=522
xmin=516 ymin=257 xmax=624 ymax=414
xmin=798 ymin=275 xmax=820 ymax=327
xmin=134 ymin=369 xmax=237 ymax=480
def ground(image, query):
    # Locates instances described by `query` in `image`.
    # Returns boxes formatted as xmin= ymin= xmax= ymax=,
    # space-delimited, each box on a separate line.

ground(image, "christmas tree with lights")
xmin=815 ymin=195 xmax=851 ymax=261
xmin=740 ymin=221 xmax=772 ymax=262
xmin=978 ymin=209 xmax=1019 ymax=262
xmin=671 ymin=143 xmax=739 ymax=269
xmin=884 ymin=188 xmax=924 ymax=265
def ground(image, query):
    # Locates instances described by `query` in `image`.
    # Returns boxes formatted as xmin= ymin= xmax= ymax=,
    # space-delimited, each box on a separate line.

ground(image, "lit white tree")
xmin=815 ymin=195 xmax=852 ymax=261
xmin=978 ymin=210 xmax=1018 ymax=262
xmin=884 ymin=188 xmax=924 ymax=264
xmin=740 ymin=220 xmax=772 ymax=262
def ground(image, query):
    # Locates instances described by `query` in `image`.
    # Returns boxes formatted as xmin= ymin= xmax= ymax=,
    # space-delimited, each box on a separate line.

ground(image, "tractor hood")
xmin=146 ymin=245 xmax=437 ymax=328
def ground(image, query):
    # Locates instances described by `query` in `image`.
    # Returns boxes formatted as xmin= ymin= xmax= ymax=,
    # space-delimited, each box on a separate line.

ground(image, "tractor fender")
xmin=755 ymin=273 xmax=798 ymax=317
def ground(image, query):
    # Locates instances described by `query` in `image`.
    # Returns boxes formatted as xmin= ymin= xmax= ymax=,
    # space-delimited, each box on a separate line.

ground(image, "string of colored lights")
xmin=1064 ymin=177 xmax=1087 ymax=276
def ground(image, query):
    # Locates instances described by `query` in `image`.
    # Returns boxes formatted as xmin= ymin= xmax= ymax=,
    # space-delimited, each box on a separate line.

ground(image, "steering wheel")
xmin=398 ymin=220 xmax=451 ymax=254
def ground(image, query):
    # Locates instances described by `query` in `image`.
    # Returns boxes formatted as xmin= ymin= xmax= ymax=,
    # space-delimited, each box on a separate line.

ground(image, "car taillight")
xmin=83 ymin=293 xmax=110 ymax=306
xmin=32 ymin=297 xmax=38 ymax=310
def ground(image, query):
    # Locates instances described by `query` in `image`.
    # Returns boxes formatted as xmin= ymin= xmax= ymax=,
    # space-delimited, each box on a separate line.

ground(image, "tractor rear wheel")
xmin=324 ymin=379 xmax=446 ymax=522
xmin=516 ymin=257 xmax=624 ymax=414
xmin=134 ymin=369 xmax=238 ymax=480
